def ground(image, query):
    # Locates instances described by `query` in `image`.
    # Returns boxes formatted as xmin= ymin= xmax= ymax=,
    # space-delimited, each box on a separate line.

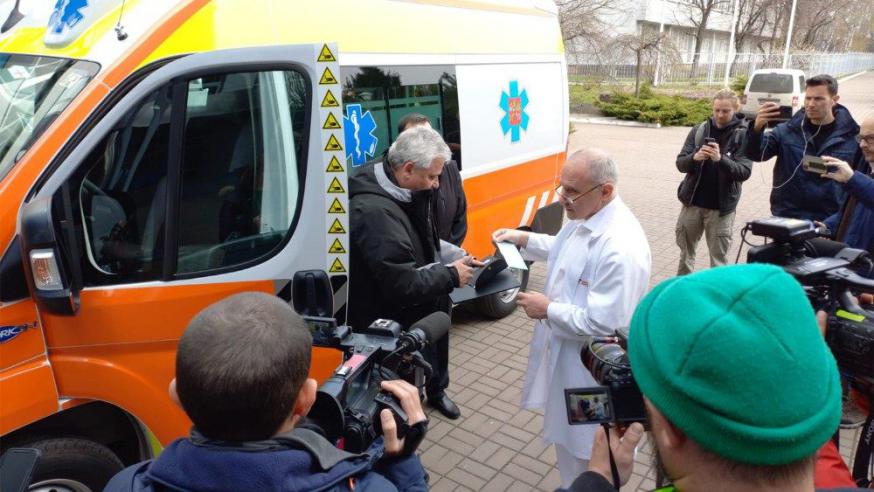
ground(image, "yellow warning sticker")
xmin=328 ymin=238 xmax=347 ymax=254
xmin=326 ymin=156 xmax=345 ymax=173
xmin=325 ymin=134 xmax=343 ymax=152
xmin=327 ymin=177 xmax=345 ymax=193
xmin=323 ymin=113 xmax=341 ymax=130
xmin=328 ymin=198 xmax=346 ymax=214
xmin=321 ymin=90 xmax=339 ymax=107
xmin=328 ymin=219 xmax=346 ymax=234
xmin=318 ymin=44 xmax=337 ymax=62
xmin=319 ymin=67 xmax=338 ymax=85
xmin=329 ymin=257 xmax=347 ymax=273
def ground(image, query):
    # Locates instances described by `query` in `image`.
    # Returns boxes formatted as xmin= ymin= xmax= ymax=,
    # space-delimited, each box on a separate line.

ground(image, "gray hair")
xmin=387 ymin=125 xmax=451 ymax=170
xmin=569 ymin=148 xmax=619 ymax=185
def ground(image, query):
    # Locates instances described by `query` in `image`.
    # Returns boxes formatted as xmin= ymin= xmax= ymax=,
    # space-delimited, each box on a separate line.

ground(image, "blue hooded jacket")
xmin=824 ymin=152 xmax=874 ymax=256
xmin=103 ymin=428 xmax=428 ymax=492
xmin=748 ymin=104 xmax=860 ymax=221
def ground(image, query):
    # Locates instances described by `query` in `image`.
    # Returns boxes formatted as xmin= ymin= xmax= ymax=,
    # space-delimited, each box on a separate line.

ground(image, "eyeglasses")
xmin=555 ymin=183 xmax=604 ymax=203
xmin=856 ymin=134 xmax=874 ymax=145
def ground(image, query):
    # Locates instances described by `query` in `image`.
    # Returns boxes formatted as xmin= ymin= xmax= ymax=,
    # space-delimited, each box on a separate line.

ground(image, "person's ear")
xmin=401 ymin=161 xmax=416 ymax=176
xmin=832 ymin=94 xmax=840 ymax=104
xmin=601 ymin=182 xmax=615 ymax=198
xmin=168 ymin=378 xmax=181 ymax=407
xmin=646 ymin=400 xmax=686 ymax=452
xmin=293 ymin=378 xmax=318 ymax=418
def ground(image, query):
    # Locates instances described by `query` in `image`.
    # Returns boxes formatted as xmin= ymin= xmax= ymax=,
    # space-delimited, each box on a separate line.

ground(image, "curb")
xmin=570 ymin=115 xmax=662 ymax=129
xmin=837 ymin=70 xmax=868 ymax=84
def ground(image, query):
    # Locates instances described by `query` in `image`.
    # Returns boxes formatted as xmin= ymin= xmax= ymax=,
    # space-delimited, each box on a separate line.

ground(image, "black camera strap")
xmin=602 ymin=423 xmax=621 ymax=491
xmin=851 ymin=394 xmax=874 ymax=487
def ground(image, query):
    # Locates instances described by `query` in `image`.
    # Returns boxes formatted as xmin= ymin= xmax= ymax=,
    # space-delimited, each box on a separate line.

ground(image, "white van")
xmin=740 ymin=68 xmax=806 ymax=119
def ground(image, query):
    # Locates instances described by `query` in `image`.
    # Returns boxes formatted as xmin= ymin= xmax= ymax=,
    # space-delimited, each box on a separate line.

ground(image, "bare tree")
xmin=612 ymin=31 xmax=671 ymax=97
xmin=679 ymin=0 xmax=725 ymax=76
xmin=557 ymin=0 xmax=615 ymax=57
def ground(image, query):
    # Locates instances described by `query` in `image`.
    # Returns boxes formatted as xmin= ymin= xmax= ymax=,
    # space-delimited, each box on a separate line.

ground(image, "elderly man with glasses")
xmin=493 ymin=148 xmax=651 ymax=488
xmin=820 ymin=116 xmax=874 ymax=258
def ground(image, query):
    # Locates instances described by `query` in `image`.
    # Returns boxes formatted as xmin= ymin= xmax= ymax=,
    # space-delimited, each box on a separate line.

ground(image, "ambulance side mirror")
xmin=19 ymin=197 xmax=78 ymax=316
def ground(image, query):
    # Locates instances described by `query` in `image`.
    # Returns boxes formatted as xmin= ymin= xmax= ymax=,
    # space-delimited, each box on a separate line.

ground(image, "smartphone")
xmin=565 ymin=387 xmax=613 ymax=425
xmin=0 ymin=448 xmax=40 ymax=492
xmin=801 ymin=155 xmax=828 ymax=174
xmin=703 ymin=137 xmax=717 ymax=146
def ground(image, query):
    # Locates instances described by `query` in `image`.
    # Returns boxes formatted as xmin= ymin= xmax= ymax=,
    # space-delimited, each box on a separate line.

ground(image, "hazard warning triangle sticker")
xmin=326 ymin=156 xmax=345 ymax=172
xmin=328 ymin=219 xmax=346 ymax=234
xmin=319 ymin=67 xmax=338 ymax=85
xmin=318 ymin=44 xmax=337 ymax=62
xmin=328 ymin=198 xmax=346 ymax=214
xmin=328 ymin=238 xmax=346 ymax=254
xmin=327 ymin=177 xmax=345 ymax=193
xmin=329 ymin=258 xmax=347 ymax=273
xmin=325 ymin=134 xmax=343 ymax=151
xmin=323 ymin=113 xmax=341 ymax=130
xmin=321 ymin=90 xmax=339 ymax=107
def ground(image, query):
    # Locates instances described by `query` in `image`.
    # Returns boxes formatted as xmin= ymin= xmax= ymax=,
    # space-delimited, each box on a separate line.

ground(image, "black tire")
xmin=474 ymin=266 xmax=530 ymax=319
xmin=26 ymin=438 xmax=123 ymax=491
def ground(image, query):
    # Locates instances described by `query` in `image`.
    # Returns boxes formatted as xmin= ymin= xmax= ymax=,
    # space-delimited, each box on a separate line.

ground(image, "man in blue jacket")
xmin=104 ymin=292 xmax=429 ymax=492
xmin=749 ymin=74 xmax=860 ymax=221
xmin=821 ymin=116 xmax=874 ymax=257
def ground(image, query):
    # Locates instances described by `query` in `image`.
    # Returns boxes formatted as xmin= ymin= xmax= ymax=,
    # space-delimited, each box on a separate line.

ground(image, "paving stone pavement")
xmin=421 ymin=72 xmax=873 ymax=491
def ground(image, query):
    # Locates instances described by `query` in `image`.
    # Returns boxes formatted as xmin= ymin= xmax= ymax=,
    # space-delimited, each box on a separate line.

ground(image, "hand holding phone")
xmin=801 ymin=155 xmax=828 ymax=174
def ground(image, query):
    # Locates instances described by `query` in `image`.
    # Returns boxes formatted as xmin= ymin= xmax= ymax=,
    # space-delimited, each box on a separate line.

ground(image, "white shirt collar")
xmin=580 ymin=196 xmax=621 ymax=237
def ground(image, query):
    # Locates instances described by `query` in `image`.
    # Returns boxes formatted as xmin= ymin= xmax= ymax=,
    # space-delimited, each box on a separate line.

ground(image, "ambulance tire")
xmin=26 ymin=438 xmax=123 ymax=491
xmin=474 ymin=266 xmax=530 ymax=319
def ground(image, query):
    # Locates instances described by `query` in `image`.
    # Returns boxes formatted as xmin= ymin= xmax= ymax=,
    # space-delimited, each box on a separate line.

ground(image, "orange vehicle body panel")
xmin=0 ymin=358 xmax=58 ymax=436
xmin=462 ymin=153 xmax=564 ymax=258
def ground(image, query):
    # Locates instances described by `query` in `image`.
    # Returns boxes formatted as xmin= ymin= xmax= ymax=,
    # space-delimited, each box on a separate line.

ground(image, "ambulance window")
xmin=76 ymin=86 xmax=173 ymax=282
xmin=175 ymin=70 xmax=308 ymax=274
xmin=341 ymin=65 xmax=460 ymax=168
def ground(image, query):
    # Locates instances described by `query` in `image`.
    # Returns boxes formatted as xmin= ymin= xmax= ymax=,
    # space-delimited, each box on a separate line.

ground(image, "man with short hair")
xmin=566 ymin=264 xmax=867 ymax=492
xmin=105 ymin=292 xmax=429 ymax=491
xmin=494 ymin=148 xmax=651 ymax=488
xmin=349 ymin=125 xmax=478 ymax=419
xmin=675 ymin=88 xmax=752 ymax=275
xmin=750 ymin=74 xmax=860 ymax=221
xmin=820 ymin=116 xmax=874 ymax=256
xmin=395 ymin=113 xmax=468 ymax=246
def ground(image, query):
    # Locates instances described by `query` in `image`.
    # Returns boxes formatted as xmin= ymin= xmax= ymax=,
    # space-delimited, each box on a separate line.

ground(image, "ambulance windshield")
xmin=0 ymin=54 xmax=99 ymax=182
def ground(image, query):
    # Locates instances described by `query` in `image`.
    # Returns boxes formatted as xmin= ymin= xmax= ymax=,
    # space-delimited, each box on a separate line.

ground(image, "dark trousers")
xmin=424 ymin=297 xmax=451 ymax=396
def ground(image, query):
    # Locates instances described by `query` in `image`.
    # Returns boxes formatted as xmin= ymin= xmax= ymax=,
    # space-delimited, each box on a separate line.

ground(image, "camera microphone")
xmin=397 ymin=312 xmax=450 ymax=353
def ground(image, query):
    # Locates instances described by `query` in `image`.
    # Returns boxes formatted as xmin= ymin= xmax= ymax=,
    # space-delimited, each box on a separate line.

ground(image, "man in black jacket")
xmin=348 ymin=125 xmax=477 ymax=419
xmin=395 ymin=113 xmax=468 ymax=246
xmin=675 ymin=88 xmax=752 ymax=275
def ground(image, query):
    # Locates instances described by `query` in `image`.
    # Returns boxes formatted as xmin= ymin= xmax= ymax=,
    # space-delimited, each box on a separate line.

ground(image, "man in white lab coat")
xmin=494 ymin=148 xmax=651 ymax=488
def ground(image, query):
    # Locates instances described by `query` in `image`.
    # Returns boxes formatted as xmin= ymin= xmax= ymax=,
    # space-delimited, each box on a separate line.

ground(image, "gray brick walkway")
xmin=422 ymin=71 xmax=872 ymax=491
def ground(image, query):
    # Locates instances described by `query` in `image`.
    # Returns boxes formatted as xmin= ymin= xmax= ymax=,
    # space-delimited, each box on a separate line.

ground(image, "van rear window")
xmin=749 ymin=74 xmax=794 ymax=93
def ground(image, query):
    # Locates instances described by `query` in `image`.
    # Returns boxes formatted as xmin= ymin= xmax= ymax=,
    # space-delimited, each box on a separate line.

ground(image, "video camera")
xmin=564 ymin=329 xmax=647 ymax=426
xmin=303 ymin=312 xmax=448 ymax=453
xmin=744 ymin=217 xmax=874 ymax=392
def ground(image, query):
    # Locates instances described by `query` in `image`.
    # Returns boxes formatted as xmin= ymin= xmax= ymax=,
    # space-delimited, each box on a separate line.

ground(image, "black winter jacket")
xmin=676 ymin=115 xmax=752 ymax=216
xmin=435 ymin=159 xmax=468 ymax=246
xmin=348 ymin=161 xmax=458 ymax=331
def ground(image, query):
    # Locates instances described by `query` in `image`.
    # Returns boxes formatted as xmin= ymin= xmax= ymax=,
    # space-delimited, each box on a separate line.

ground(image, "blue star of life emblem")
xmin=500 ymin=80 xmax=529 ymax=143
xmin=344 ymin=104 xmax=379 ymax=166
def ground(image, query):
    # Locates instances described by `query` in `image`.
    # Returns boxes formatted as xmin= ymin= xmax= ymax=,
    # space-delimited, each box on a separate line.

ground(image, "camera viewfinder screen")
xmin=565 ymin=387 xmax=613 ymax=425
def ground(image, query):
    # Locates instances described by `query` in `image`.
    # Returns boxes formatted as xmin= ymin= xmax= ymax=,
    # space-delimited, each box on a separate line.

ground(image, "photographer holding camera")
xmin=564 ymin=264 xmax=867 ymax=492
xmin=104 ymin=293 xmax=429 ymax=492
xmin=749 ymin=74 xmax=859 ymax=222
xmin=819 ymin=116 xmax=874 ymax=257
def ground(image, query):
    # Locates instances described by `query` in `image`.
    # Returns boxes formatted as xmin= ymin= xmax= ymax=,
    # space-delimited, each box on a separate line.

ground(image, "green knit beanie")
xmin=628 ymin=263 xmax=841 ymax=465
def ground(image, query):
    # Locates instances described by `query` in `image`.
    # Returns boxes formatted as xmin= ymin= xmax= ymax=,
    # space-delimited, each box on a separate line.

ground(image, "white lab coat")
xmin=520 ymin=196 xmax=651 ymax=459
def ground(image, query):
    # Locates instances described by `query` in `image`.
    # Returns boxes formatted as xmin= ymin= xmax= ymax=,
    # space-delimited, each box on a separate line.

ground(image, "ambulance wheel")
xmin=26 ymin=438 xmax=123 ymax=492
xmin=474 ymin=266 xmax=530 ymax=319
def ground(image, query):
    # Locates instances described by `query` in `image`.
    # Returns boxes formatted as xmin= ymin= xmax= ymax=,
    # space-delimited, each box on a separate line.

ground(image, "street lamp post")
xmin=723 ymin=0 xmax=740 ymax=86
xmin=782 ymin=0 xmax=799 ymax=69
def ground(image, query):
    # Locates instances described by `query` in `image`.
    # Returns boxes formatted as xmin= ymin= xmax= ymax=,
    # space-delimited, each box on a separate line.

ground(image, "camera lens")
xmin=583 ymin=341 xmax=629 ymax=383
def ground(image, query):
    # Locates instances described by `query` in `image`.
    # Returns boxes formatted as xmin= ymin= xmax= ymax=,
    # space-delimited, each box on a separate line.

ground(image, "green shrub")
xmin=595 ymin=90 xmax=711 ymax=126
xmin=731 ymin=75 xmax=748 ymax=96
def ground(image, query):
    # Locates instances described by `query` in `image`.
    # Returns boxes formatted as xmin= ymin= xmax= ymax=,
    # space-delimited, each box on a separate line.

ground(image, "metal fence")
xmin=568 ymin=52 xmax=874 ymax=86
